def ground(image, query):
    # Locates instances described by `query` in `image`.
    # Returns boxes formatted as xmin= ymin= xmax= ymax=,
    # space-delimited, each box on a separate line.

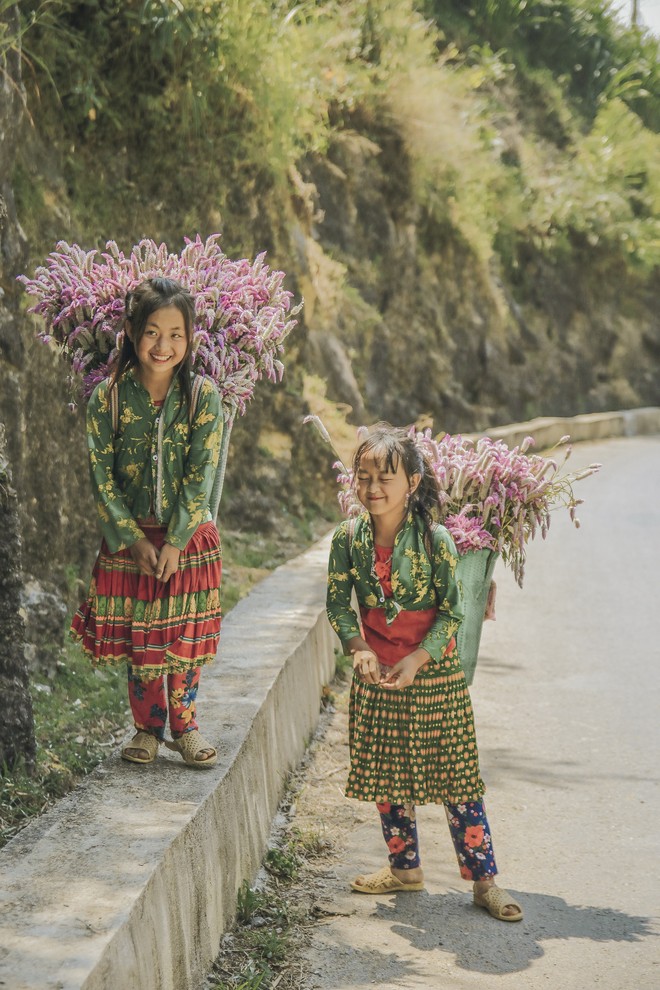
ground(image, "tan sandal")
xmin=121 ymin=731 xmax=160 ymax=765
xmin=164 ymin=730 xmax=217 ymax=768
xmin=351 ymin=865 xmax=424 ymax=894
xmin=474 ymin=884 xmax=523 ymax=922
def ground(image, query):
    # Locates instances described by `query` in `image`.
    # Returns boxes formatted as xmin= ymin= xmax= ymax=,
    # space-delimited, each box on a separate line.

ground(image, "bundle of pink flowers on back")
xmin=18 ymin=234 xmax=300 ymax=415
xmin=334 ymin=426 xmax=601 ymax=587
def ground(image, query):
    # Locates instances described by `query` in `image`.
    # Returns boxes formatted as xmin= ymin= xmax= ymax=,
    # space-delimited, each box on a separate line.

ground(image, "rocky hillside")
xmin=1 ymin=0 xmax=659 ymax=605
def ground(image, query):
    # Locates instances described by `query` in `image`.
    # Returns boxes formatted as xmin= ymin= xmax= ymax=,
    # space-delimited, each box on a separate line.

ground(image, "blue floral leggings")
xmin=377 ymin=799 xmax=497 ymax=881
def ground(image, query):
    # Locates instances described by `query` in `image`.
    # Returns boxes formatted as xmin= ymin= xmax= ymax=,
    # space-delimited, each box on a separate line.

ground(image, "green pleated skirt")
xmin=346 ymin=642 xmax=486 ymax=806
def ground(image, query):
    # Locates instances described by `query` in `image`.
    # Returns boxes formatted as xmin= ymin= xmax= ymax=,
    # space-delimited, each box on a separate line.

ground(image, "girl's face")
xmin=131 ymin=304 xmax=190 ymax=384
xmin=355 ymin=451 xmax=419 ymax=522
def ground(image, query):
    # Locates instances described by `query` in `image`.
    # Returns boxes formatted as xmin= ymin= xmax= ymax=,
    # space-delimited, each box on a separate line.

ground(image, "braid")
xmin=413 ymin=454 xmax=440 ymax=528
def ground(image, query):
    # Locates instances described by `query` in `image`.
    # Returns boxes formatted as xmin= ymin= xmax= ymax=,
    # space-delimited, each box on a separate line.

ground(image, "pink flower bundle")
xmin=18 ymin=235 xmax=300 ymax=414
xmin=336 ymin=427 xmax=601 ymax=587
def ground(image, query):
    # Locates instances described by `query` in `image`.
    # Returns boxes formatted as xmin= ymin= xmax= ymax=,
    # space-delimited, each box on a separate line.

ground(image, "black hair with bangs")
xmin=110 ymin=277 xmax=195 ymax=412
xmin=352 ymin=422 xmax=440 ymax=530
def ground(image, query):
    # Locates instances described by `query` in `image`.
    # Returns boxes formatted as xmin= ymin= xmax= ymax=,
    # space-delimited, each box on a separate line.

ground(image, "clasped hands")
xmin=130 ymin=537 xmax=181 ymax=582
xmin=351 ymin=647 xmax=429 ymax=690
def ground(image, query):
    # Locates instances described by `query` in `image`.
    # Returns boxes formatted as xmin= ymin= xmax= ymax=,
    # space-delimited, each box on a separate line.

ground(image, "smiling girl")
xmin=71 ymin=278 xmax=223 ymax=768
xmin=326 ymin=423 xmax=522 ymax=921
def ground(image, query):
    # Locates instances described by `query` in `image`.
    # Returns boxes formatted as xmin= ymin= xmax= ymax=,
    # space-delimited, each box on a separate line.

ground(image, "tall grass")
xmin=422 ymin=0 xmax=660 ymax=128
xmin=15 ymin=0 xmax=660 ymax=287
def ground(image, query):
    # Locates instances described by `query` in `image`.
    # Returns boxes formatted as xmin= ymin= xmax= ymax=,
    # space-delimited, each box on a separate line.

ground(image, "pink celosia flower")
xmin=18 ymin=234 xmax=300 ymax=415
xmin=444 ymin=510 xmax=497 ymax=554
xmin=332 ymin=426 xmax=600 ymax=588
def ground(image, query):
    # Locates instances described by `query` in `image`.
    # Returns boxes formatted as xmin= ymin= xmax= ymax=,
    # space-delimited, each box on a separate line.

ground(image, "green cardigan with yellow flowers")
xmin=326 ymin=510 xmax=464 ymax=664
xmin=86 ymin=369 xmax=222 ymax=553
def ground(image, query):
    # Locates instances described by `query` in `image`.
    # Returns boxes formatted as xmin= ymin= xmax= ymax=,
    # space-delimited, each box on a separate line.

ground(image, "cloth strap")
xmin=110 ymin=374 xmax=205 ymax=436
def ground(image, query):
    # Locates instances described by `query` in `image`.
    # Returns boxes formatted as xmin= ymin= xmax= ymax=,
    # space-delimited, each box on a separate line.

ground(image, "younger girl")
xmin=326 ymin=423 xmax=522 ymax=921
xmin=72 ymin=277 xmax=222 ymax=768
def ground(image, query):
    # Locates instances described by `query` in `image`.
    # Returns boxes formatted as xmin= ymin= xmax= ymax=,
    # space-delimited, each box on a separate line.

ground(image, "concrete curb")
xmin=0 ymin=406 xmax=658 ymax=990
xmin=0 ymin=538 xmax=336 ymax=990
xmin=472 ymin=406 xmax=660 ymax=449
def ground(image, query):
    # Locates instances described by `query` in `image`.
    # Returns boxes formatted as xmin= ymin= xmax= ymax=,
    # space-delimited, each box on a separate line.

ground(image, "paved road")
xmin=298 ymin=436 xmax=660 ymax=989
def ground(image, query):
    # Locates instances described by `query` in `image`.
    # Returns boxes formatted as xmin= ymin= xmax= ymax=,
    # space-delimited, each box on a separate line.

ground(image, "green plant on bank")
xmin=526 ymin=95 xmax=660 ymax=267
xmin=0 ymin=0 xmax=19 ymax=60
xmin=210 ymin=972 xmax=267 ymax=990
xmin=208 ymin=714 xmax=339 ymax=989
xmin=440 ymin=44 xmax=657 ymax=271
xmin=210 ymin=881 xmax=291 ymax=988
xmin=15 ymin=0 xmax=660 ymax=287
xmin=0 ymin=644 xmax=128 ymax=848
xmin=17 ymin=0 xmax=337 ymax=231
xmin=288 ymin=825 xmax=333 ymax=859
xmin=422 ymin=0 xmax=660 ymax=126
xmin=211 ymin=975 xmax=267 ymax=990
xmin=208 ymin=823 xmax=333 ymax=990
xmin=265 ymin=845 xmax=300 ymax=881
xmin=236 ymin=880 xmax=265 ymax=926
xmin=0 ymin=0 xmax=48 ymax=66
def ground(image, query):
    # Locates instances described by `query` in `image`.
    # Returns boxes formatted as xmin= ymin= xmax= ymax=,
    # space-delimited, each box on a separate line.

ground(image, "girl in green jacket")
xmin=72 ymin=278 xmax=222 ymax=769
xmin=326 ymin=423 xmax=522 ymax=921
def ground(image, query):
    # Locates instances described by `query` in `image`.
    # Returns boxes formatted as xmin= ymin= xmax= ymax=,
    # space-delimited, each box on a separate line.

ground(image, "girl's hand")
xmin=352 ymin=649 xmax=381 ymax=685
xmin=130 ymin=537 xmax=159 ymax=576
xmin=380 ymin=650 xmax=430 ymax=690
xmin=155 ymin=543 xmax=181 ymax=583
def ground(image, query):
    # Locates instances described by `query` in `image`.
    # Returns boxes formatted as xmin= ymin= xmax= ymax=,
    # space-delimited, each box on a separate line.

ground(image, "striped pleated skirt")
xmin=71 ymin=522 xmax=221 ymax=681
xmin=346 ymin=640 xmax=485 ymax=806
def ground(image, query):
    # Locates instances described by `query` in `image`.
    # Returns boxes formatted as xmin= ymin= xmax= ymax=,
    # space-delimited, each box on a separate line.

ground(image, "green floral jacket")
xmin=326 ymin=511 xmax=464 ymax=663
xmin=86 ymin=370 xmax=222 ymax=553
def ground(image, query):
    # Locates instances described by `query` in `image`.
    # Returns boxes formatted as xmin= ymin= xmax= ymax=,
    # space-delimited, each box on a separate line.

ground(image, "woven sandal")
xmin=474 ymin=884 xmax=523 ymax=922
xmin=351 ymin=865 xmax=424 ymax=894
xmin=164 ymin=730 xmax=218 ymax=768
xmin=121 ymin=731 xmax=160 ymax=765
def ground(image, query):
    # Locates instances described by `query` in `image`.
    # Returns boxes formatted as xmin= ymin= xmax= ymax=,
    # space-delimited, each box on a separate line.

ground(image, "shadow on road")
xmin=365 ymin=889 xmax=658 ymax=975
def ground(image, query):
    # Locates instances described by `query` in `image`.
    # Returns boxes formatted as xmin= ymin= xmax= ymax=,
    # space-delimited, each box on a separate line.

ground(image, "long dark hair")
xmin=110 ymin=277 xmax=195 ymax=411
xmin=352 ymin=422 xmax=440 ymax=531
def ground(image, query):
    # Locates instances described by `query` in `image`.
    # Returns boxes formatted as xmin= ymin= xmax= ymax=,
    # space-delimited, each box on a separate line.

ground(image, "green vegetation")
xmin=212 ymin=887 xmax=288 ymax=988
xmin=206 ymin=691 xmax=339 ymax=989
xmin=211 ymin=868 xmax=296 ymax=988
xmin=208 ymin=823 xmax=334 ymax=989
xmin=265 ymin=844 xmax=300 ymax=882
xmin=0 ymin=645 xmax=127 ymax=848
xmin=425 ymin=0 xmax=660 ymax=127
xmin=15 ymin=0 xmax=660 ymax=290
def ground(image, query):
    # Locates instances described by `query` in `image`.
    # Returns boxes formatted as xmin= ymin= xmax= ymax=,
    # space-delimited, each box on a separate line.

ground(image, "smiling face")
xmin=355 ymin=450 xmax=420 ymax=525
xmin=130 ymin=303 xmax=190 ymax=389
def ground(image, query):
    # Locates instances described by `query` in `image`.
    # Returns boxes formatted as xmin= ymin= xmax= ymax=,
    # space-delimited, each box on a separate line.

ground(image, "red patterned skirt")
xmin=71 ymin=522 xmax=221 ymax=681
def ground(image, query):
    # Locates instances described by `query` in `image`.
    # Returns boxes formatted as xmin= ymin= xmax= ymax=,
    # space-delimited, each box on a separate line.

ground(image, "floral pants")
xmin=127 ymin=665 xmax=200 ymax=741
xmin=377 ymin=799 xmax=497 ymax=881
